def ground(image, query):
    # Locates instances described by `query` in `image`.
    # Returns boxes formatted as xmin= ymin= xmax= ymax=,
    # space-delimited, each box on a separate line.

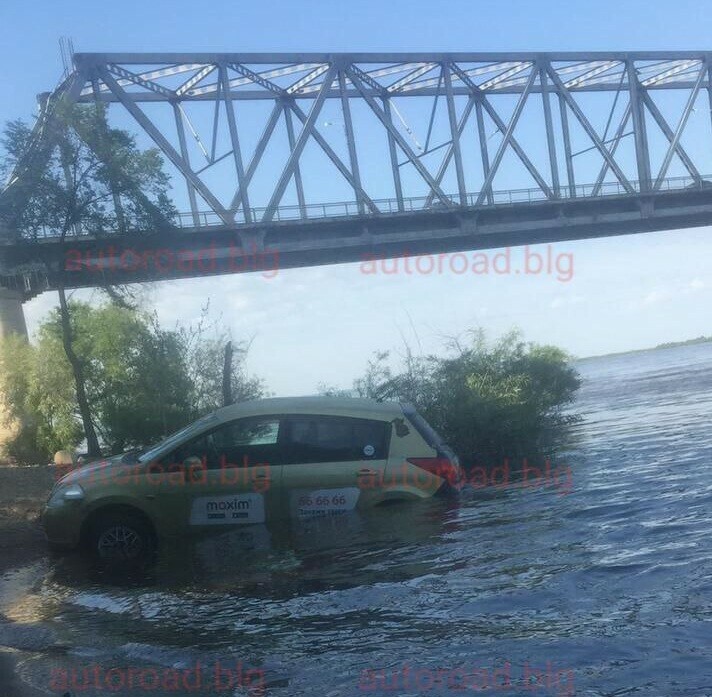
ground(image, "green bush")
xmin=347 ymin=329 xmax=581 ymax=468
xmin=0 ymin=334 xmax=82 ymax=463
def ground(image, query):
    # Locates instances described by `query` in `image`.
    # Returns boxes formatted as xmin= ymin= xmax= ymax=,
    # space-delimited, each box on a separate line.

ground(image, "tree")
xmin=36 ymin=302 xmax=193 ymax=453
xmin=0 ymin=101 xmax=176 ymax=456
xmin=0 ymin=334 xmax=82 ymax=463
xmin=178 ymin=303 xmax=265 ymax=417
xmin=0 ymin=300 xmax=266 ymax=462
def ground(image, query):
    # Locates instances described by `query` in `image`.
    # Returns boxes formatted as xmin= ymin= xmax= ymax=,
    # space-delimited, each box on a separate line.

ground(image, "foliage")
xmin=0 ymin=334 xmax=81 ymax=463
xmin=36 ymin=303 xmax=190 ymax=452
xmin=0 ymin=301 xmax=265 ymax=462
xmin=1 ymin=102 xmax=179 ymax=455
xmin=176 ymin=302 xmax=266 ymax=416
xmin=339 ymin=329 xmax=581 ymax=467
xmin=0 ymin=102 xmax=175 ymax=240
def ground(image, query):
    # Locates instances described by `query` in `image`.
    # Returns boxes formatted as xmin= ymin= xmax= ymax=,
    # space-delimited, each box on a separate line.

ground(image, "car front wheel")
xmin=88 ymin=512 xmax=154 ymax=563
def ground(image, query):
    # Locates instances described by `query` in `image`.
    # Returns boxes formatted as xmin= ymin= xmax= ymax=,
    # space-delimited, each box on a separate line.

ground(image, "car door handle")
xmin=356 ymin=469 xmax=377 ymax=475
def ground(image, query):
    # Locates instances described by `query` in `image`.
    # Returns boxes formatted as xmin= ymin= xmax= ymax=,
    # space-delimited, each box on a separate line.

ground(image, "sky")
xmin=2 ymin=0 xmax=712 ymax=395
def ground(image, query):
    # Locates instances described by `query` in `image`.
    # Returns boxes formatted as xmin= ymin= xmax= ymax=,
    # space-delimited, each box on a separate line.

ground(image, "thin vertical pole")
xmin=539 ymin=61 xmax=560 ymax=198
xmin=338 ymin=69 xmax=364 ymax=214
xmin=284 ymin=105 xmax=307 ymax=219
xmin=382 ymin=96 xmax=404 ymax=211
xmin=627 ymin=59 xmax=651 ymax=192
xmin=443 ymin=63 xmax=466 ymax=204
xmin=173 ymin=103 xmax=200 ymax=227
xmin=221 ymin=64 xmax=251 ymax=223
xmin=475 ymin=100 xmax=493 ymax=204
xmin=558 ymin=94 xmax=575 ymax=198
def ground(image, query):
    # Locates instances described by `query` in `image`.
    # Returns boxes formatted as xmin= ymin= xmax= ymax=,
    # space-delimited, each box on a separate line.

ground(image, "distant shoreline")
xmin=578 ymin=336 xmax=712 ymax=361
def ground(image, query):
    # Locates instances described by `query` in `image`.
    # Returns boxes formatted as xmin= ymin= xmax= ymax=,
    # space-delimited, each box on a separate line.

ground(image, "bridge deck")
xmin=3 ymin=177 xmax=711 ymax=298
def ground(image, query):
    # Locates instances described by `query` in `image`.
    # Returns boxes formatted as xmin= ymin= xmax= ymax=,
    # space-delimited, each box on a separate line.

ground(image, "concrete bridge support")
xmin=0 ymin=289 xmax=27 ymax=339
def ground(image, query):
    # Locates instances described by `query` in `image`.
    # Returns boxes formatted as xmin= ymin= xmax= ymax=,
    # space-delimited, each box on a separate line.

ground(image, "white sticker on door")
xmin=291 ymin=487 xmax=360 ymax=518
xmin=190 ymin=493 xmax=265 ymax=525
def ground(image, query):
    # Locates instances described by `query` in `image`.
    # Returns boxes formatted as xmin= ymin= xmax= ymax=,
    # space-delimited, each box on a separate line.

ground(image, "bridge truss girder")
xmin=5 ymin=51 xmax=712 ymax=235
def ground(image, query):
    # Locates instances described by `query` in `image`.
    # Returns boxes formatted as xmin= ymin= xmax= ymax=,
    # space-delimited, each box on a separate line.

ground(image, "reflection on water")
xmin=3 ymin=343 xmax=712 ymax=695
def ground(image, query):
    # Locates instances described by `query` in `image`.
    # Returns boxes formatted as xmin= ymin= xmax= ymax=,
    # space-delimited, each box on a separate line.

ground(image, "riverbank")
xmin=579 ymin=336 xmax=712 ymax=361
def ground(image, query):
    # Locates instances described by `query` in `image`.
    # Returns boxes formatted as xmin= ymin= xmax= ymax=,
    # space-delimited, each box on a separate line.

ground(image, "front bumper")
xmin=41 ymin=503 xmax=84 ymax=549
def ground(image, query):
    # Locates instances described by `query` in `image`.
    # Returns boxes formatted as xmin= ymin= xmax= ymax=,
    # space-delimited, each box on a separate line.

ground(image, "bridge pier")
xmin=0 ymin=289 xmax=27 ymax=339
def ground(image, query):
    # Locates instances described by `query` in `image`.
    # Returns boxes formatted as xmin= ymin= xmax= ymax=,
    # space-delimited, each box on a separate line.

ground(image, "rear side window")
xmin=284 ymin=415 xmax=389 ymax=464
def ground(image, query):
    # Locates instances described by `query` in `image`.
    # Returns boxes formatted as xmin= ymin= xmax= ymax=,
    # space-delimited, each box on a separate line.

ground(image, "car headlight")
xmin=47 ymin=483 xmax=85 ymax=508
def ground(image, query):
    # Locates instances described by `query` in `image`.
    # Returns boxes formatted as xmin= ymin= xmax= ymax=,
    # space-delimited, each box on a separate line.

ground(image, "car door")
xmin=177 ymin=415 xmax=285 ymax=529
xmin=128 ymin=413 xmax=222 ymax=537
xmin=280 ymin=414 xmax=391 ymax=518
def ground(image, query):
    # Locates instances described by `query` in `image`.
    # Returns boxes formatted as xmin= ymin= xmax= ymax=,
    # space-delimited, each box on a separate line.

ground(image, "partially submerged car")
xmin=42 ymin=397 xmax=462 ymax=560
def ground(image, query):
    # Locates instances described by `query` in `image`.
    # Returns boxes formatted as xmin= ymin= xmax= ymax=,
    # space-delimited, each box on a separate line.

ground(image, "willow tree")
xmin=0 ymin=100 xmax=175 ymax=456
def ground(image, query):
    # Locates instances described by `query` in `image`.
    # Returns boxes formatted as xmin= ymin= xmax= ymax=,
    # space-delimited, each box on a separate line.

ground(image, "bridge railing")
xmin=21 ymin=172 xmax=712 ymax=238
xmin=173 ymin=172 xmax=709 ymax=229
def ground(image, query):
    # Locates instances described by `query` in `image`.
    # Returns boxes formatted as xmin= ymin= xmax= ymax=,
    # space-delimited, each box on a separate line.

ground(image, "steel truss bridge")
xmin=3 ymin=51 xmax=712 ymax=294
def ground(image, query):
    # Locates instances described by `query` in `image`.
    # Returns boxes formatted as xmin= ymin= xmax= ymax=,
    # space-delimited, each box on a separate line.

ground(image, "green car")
xmin=42 ymin=397 xmax=462 ymax=561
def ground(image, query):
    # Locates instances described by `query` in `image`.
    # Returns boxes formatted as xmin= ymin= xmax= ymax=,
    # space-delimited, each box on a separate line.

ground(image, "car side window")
xmin=163 ymin=417 xmax=283 ymax=469
xmin=211 ymin=417 xmax=282 ymax=469
xmin=162 ymin=433 xmax=211 ymax=470
xmin=284 ymin=415 xmax=389 ymax=464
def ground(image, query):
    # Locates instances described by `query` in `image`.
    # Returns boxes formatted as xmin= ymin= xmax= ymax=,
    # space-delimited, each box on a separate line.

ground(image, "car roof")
xmin=212 ymin=396 xmax=404 ymax=423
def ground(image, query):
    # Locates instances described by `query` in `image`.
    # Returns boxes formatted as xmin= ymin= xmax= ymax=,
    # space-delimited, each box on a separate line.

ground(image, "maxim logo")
xmin=206 ymin=499 xmax=251 ymax=513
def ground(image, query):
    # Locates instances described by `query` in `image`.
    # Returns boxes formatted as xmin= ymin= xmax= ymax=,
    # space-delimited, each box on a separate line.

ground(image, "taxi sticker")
xmin=291 ymin=487 xmax=360 ymax=518
xmin=189 ymin=493 xmax=265 ymax=525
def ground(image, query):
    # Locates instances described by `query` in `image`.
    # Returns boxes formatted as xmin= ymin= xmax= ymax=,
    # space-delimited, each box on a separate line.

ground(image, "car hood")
xmin=56 ymin=453 xmax=136 ymax=486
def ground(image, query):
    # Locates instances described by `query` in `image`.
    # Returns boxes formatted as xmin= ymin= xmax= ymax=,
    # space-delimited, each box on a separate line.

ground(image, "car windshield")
xmin=119 ymin=449 xmax=143 ymax=465
xmin=137 ymin=413 xmax=218 ymax=463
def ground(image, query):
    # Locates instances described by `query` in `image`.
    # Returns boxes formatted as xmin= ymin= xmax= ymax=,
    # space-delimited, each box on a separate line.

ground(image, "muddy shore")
xmin=0 ymin=467 xmax=56 ymax=695
xmin=0 ymin=466 xmax=55 ymax=575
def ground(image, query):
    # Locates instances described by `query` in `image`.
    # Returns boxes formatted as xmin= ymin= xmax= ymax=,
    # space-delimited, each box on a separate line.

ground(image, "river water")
xmin=2 ymin=343 xmax=712 ymax=695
